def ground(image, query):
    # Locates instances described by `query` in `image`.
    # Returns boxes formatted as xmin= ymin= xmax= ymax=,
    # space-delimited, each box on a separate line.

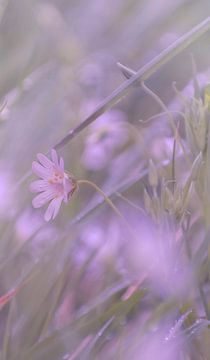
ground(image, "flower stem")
xmin=140 ymin=81 xmax=190 ymax=165
xmin=183 ymin=222 xmax=210 ymax=320
xmin=55 ymin=18 xmax=210 ymax=151
xmin=17 ymin=18 xmax=210 ymax=187
xmin=77 ymin=179 xmax=137 ymax=240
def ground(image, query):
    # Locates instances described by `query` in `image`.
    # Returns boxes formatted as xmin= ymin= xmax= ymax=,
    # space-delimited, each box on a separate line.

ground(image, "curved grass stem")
xmin=77 ymin=179 xmax=138 ymax=241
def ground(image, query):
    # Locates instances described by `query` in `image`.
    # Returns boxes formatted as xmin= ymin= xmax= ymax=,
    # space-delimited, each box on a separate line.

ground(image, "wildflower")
xmin=30 ymin=149 xmax=77 ymax=221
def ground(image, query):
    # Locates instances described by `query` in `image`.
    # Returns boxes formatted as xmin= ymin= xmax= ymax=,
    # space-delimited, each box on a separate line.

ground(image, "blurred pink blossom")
xmin=15 ymin=208 xmax=43 ymax=242
xmin=126 ymin=219 xmax=194 ymax=298
xmin=30 ymin=149 xmax=77 ymax=221
xmin=130 ymin=326 xmax=181 ymax=360
xmin=81 ymin=102 xmax=129 ymax=170
xmin=15 ymin=208 xmax=58 ymax=256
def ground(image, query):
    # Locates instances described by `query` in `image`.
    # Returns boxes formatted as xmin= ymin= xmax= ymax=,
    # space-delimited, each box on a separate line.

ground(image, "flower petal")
xmin=59 ymin=157 xmax=64 ymax=172
xmin=51 ymin=149 xmax=59 ymax=167
xmin=44 ymin=197 xmax=63 ymax=221
xmin=37 ymin=153 xmax=53 ymax=169
xmin=32 ymin=190 xmax=56 ymax=208
xmin=32 ymin=161 xmax=52 ymax=179
xmin=30 ymin=180 xmax=49 ymax=193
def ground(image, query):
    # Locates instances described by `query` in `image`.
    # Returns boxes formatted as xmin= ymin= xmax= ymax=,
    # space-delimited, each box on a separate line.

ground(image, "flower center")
xmin=48 ymin=171 xmax=64 ymax=185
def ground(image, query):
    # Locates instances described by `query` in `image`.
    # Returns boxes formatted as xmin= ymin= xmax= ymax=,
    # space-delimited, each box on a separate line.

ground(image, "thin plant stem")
xmin=141 ymin=81 xmax=190 ymax=165
xmin=182 ymin=221 xmax=210 ymax=320
xmin=115 ymin=192 xmax=146 ymax=214
xmin=64 ymin=158 xmax=171 ymax=235
xmin=172 ymin=138 xmax=176 ymax=193
xmin=54 ymin=17 xmax=210 ymax=151
xmin=138 ymin=109 xmax=187 ymax=124
xmin=16 ymin=18 xmax=210 ymax=187
xmin=171 ymin=124 xmax=178 ymax=194
xmin=39 ymin=265 xmax=68 ymax=339
xmin=118 ymin=63 xmax=192 ymax=169
xmin=190 ymin=53 xmax=200 ymax=99
xmin=67 ymin=335 xmax=93 ymax=360
xmin=77 ymin=179 xmax=137 ymax=241
xmin=1 ymin=299 xmax=14 ymax=360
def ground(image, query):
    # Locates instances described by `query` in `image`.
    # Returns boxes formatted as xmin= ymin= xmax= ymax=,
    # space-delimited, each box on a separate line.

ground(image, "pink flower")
xmin=30 ymin=149 xmax=77 ymax=221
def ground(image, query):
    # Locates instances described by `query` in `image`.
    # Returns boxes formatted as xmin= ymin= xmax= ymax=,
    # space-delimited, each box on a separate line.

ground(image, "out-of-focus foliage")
xmin=0 ymin=1 xmax=210 ymax=359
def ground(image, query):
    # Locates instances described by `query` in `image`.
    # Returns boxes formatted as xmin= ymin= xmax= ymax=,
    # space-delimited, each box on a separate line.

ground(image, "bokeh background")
xmin=0 ymin=1 xmax=210 ymax=359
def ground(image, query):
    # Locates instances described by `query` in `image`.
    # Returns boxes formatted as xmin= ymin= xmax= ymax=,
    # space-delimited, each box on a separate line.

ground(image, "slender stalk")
xmin=172 ymin=129 xmax=178 ymax=194
xmin=64 ymin=158 xmax=173 ymax=235
xmin=190 ymin=53 xmax=200 ymax=99
xmin=67 ymin=336 xmax=93 ymax=360
xmin=198 ymin=285 xmax=210 ymax=320
xmin=1 ymin=299 xmax=14 ymax=360
xmin=77 ymin=179 xmax=137 ymax=240
xmin=17 ymin=18 xmax=210 ymax=187
xmin=115 ymin=192 xmax=146 ymax=214
xmin=54 ymin=18 xmax=210 ymax=151
xmin=141 ymin=81 xmax=190 ymax=164
xmin=182 ymin=222 xmax=210 ymax=320
xmin=39 ymin=266 xmax=68 ymax=339
xmin=139 ymin=109 xmax=187 ymax=124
